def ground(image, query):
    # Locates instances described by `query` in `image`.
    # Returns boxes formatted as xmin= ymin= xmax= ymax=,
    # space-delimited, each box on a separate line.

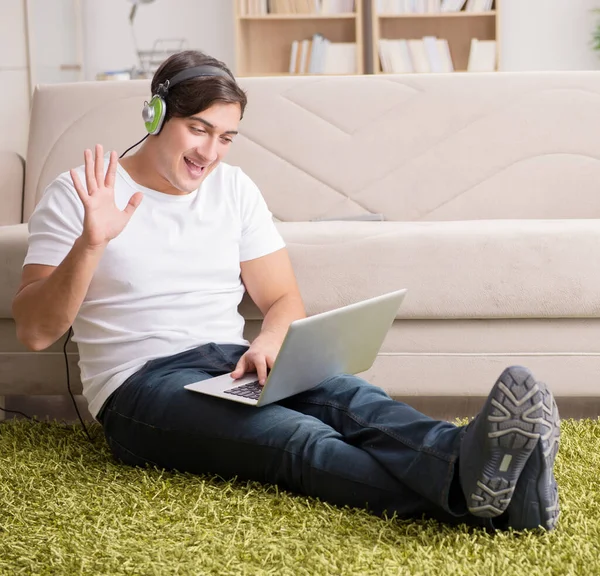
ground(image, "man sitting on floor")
xmin=12 ymin=50 xmax=560 ymax=532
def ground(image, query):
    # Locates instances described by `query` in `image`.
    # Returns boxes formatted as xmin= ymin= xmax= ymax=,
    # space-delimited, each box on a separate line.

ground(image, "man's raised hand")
xmin=70 ymin=144 xmax=143 ymax=249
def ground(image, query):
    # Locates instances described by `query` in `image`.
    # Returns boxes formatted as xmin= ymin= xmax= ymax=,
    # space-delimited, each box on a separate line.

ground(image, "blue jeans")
xmin=98 ymin=343 xmax=478 ymax=524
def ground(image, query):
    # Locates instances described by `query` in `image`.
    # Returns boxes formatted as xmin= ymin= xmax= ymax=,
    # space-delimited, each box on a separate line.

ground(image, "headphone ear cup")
xmin=143 ymin=95 xmax=166 ymax=135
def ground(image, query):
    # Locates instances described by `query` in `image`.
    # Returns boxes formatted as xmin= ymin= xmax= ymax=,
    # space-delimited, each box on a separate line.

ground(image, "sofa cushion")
xmin=22 ymin=73 xmax=600 ymax=223
xmin=0 ymin=151 xmax=24 ymax=225
xmin=0 ymin=224 xmax=28 ymax=317
xmin=4 ymin=219 xmax=600 ymax=321
xmin=247 ymin=219 xmax=600 ymax=320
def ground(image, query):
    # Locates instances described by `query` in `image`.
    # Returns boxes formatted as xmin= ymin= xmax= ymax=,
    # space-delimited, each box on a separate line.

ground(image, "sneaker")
xmin=505 ymin=389 xmax=560 ymax=531
xmin=459 ymin=366 xmax=557 ymax=518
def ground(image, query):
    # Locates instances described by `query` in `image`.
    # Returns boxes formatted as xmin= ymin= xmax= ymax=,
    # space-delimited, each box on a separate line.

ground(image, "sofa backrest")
xmin=0 ymin=151 xmax=24 ymax=225
xmin=23 ymin=72 xmax=600 ymax=222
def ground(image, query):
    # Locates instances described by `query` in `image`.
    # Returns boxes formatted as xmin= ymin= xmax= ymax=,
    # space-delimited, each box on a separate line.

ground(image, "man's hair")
xmin=151 ymin=50 xmax=247 ymax=123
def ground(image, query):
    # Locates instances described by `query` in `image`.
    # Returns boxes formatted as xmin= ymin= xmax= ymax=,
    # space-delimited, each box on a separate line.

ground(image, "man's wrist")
xmin=256 ymin=328 xmax=286 ymax=346
xmin=75 ymin=234 xmax=108 ymax=256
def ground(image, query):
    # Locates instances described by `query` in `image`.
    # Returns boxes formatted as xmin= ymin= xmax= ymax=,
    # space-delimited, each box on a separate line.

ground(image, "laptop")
xmin=184 ymin=288 xmax=407 ymax=407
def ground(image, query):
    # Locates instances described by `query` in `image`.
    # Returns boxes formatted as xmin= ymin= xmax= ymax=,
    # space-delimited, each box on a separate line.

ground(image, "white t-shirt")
xmin=23 ymin=159 xmax=285 ymax=418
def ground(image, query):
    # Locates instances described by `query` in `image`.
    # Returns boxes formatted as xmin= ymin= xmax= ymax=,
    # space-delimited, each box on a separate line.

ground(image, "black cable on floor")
xmin=0 ymin=406 xmax=33 ymax=419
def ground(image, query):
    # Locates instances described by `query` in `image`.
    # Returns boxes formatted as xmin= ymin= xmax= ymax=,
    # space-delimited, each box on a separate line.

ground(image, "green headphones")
xmin=142 ymin=65 xmax=233 ymax=135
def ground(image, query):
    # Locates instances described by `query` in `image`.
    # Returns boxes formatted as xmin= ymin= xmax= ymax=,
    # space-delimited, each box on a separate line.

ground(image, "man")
xmin=12 ymin=50 xmax=560 ymax=531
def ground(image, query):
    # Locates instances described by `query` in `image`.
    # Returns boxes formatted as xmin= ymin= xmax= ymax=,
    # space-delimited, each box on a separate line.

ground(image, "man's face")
xmin=155 ymin=101 xmax=241 ymax=193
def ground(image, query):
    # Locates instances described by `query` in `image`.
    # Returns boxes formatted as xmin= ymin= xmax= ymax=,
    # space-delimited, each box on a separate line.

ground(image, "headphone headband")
xmin=144 ymin=64 xmax=234 ymax=136
xmin=156 ymin=65 xmax=232 ymax=97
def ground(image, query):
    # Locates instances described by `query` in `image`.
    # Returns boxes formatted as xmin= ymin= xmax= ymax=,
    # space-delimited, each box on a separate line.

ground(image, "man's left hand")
xmin=231 ymin=332 xmax=282 ymax=385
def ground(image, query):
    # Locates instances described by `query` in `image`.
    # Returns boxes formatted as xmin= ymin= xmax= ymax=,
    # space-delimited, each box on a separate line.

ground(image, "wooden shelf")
xmin=239 ymin=14 xmax=357 ymax=20
xmin=234 ymin=0 xmax=364 ymax=76
xmin=377 ymin=11 xmax=495 ymax=18
xmin=372 ymin=0 xmax=500 ymax=74
xmin=378 ymin=69 xmax=469 ymax=74
xmin=233 ymin=1 xmax=500 ymax=76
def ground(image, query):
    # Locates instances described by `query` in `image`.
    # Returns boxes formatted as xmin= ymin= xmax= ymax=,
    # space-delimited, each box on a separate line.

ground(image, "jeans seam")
xmin=442 ymin=456 xmax=457 ymax=514
xmin=107 ymin=407 xmax=165 ymax=431
xmin=108 ymin=434 xmax=163 ymax=469
xmin=294 ymin=397 xmax=453 ymax=462
xmin=442 ymin=426 xmax=468 ymax=516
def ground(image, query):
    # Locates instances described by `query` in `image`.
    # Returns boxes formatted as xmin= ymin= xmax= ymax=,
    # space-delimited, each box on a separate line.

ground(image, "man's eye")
xmin=221 ymin=138 xmax=233 ymax=144
xmin=191 ymin=127 xmax=206 ymax=134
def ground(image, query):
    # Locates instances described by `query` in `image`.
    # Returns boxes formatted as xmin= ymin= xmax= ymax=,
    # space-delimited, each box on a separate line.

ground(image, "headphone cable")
xmin=0 ymin=406 xmax=33 ymax=419
xmin=64 ymin=327 xmax=94 ymax=444
xmin=120 ymin=134 xmax=148 ymax=158
xmin=1 ymin=332 xmax=93 ymax=441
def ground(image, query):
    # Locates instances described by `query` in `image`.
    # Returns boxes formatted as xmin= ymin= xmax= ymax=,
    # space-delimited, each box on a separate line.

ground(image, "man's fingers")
xmin=84 ymin=149 xmax=96 ymax=195
xmin=94 ymin=144 xmax=104 ymax=185
xmin=231 ymin=355 xmax=247 ymax=379
xmin=123 ymin=192 xmax=143 ymax=219
xmin=255 ymin=357 xmax=268 ymax=385
xmin=70 ymin=170 xmax=88 ymax=206
xmin=104 ymin=150 xmax=118 ymax=189
xmin=231 ymin=352 xmax=270 ymax=383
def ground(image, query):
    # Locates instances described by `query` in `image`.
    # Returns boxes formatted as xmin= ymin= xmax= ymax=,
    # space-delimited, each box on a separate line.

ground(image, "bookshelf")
xmin=234 ymin=1 xmax=365 ymax=76
xmin=370 ymin=0 xmax=501 ymax=74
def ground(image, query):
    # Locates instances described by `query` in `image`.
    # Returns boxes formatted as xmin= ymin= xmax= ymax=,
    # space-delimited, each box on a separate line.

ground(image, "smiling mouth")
xmin=184 ymin=156 xmax=206 ymax=176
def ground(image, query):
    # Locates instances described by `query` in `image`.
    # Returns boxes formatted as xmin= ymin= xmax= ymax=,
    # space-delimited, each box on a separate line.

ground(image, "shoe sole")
xmin=538 ymin=391 xmax=560 ymax=530
xmin=504 ymin=383 xmax=561 ymax=531
xmin=467 ymin=366 xmax=557 ymax=518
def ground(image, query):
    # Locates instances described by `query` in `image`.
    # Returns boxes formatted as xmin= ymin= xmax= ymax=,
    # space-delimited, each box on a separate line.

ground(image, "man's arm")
xmin=13 ymin=145 xmax=142 ymax=351
xmin=231 ymin=248 xmax=306 ymax=383
xmin=243 ymin=247 xmax=306 ymax=342
xmin=12 ymin=240 xmax=106 ymax=351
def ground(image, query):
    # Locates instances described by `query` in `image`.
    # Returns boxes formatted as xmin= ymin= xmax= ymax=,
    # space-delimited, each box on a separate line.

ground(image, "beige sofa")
xmin=0 ymin=151 xmax=24 ymax=227
xmin=2 ymin=72 xmax=600 ymax=419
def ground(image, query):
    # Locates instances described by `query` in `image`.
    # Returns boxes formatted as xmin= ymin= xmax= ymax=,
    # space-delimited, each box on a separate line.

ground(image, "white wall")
xmin=81 ymin=0 xmax=235 ymax=80
xmin=27 ymin=0 xmax=82 ymax=85
xmin=0 ymin=0 xmax=30 ymax=156
xmin=500 ymin=0 xmax=600 ymax=71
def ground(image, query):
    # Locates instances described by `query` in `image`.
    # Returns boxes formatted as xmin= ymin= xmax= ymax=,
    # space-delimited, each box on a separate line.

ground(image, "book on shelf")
xmin=289 ymin=34 xmax=357 ymax=74
xmin=467 ymin=38 xmax=496 ymax=71
xmin=240 ymin=0 xmax=355 ymax=15
xmin=440 ymin=0 xmax=467 ymax=12
xmin=240 ymin=0 xmax=265 ymax=14
xmin=376 ymin=0 xmax=440 ymax=14
xmin=376 ymin=0 xmax=493 ymax=14
xmin=465 ymin=0 xmax=493 ymax=11
xmin=379 ymin=37 xmax=453 ymax=73
xmin=320 ymin=0 xmax=355 ymax=12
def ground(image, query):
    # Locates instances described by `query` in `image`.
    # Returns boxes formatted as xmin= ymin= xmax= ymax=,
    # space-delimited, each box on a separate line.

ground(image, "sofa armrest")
xmin=0 ymin=151 xmax=24 ymax=225
xmin=0 ymin=224 xmax=29 ymax=318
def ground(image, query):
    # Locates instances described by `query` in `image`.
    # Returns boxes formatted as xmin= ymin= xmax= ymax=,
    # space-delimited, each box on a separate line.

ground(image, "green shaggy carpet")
xmin=1 ymin=418 xmax=599 ymax=576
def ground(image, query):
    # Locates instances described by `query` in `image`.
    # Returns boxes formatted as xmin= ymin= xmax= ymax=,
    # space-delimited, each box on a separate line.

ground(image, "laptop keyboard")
xmin=224 ymin=380 xmax=263 ymax=400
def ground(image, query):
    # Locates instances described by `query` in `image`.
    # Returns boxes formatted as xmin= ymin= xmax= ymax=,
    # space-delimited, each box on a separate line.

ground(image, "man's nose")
xmin=197 ymin=137 xmax=219 ymax=163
